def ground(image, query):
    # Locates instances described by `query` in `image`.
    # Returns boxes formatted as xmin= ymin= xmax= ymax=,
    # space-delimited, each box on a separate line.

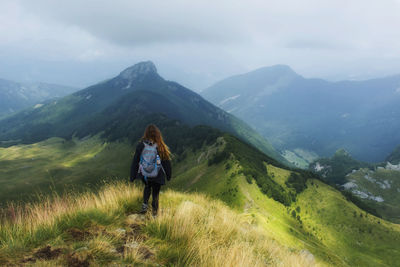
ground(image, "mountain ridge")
xmin=0 ymin=78 xmax=77 ymax=117
xmin=201 ymin=65 xmax=400 ymax=162
xmin=0 ymin=61 xmax=285 ymax=163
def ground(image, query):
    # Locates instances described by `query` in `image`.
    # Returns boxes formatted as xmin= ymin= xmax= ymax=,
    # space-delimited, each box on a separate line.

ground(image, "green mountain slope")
xmin=201 ymin=65 xmax=400 ymax=162
xmin=386 ymin=145 xmax=400 ymax=164
xmin=0 ymin=121 xmax=221 ymax=203
xmin=311 ymin=148 xmax=400 ymax=223
xmin=0 ymin=128 xmax=399 ymax=266
xmin=0 ymin=61 xmax=283 ymax=162
xmin=169 ymin=135 xmax=400 ymax=267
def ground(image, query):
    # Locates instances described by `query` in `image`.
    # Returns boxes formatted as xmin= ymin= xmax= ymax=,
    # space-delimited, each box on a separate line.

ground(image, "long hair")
xmin=141 ymin=124 xmax=171 ymax=160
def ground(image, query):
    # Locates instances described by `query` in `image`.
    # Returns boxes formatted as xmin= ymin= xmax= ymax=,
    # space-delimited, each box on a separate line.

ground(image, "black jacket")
xmin=130 ymin=141 xmax=172 ymax=185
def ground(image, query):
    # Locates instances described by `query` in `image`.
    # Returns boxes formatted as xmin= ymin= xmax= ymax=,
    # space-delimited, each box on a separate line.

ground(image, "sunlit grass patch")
xmin=0 ymin=136 xmax=133 ymax=203
xmin=0 ymin=182 xmax=316 ymax=266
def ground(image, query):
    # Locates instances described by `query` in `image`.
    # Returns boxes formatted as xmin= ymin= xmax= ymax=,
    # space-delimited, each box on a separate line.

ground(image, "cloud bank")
xmin=0 ymin=0 xmax=399 ymax=89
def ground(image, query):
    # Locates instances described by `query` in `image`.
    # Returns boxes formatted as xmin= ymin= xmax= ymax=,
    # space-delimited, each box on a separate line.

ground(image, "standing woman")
xmin=130 ymin=124 xmax=172 ymax=216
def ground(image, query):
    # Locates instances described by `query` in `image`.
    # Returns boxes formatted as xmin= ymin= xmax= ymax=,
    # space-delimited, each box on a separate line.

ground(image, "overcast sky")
xmin=1 ymin=0 xmax=400 ymax=90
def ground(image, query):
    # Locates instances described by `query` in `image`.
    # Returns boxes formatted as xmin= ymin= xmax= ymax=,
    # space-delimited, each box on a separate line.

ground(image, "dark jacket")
xmin=130 ymin=141 xmax=172 ymax=185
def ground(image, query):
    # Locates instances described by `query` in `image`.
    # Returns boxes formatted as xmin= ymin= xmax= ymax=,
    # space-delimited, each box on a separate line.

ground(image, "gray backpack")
xmin=139 ymin=142 xmax=161 ymax=180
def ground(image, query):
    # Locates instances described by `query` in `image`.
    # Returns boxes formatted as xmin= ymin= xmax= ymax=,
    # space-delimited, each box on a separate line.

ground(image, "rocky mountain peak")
xmin=119 ymin=61 xmax=158 ymax=81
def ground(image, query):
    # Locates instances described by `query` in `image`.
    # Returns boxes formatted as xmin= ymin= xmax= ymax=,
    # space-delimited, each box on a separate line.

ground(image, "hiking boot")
xmin=140 ymin=203 xmax=148 ymax=214
xmin=152 ymin=209 xmax=158 ymax=217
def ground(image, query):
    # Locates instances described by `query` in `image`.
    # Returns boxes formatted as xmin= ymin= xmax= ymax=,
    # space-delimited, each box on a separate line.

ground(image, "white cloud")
xmin=0 ymin=0 xmax=400 ymax=88
xmin=17 ymin=0 xmax=248 ymax=46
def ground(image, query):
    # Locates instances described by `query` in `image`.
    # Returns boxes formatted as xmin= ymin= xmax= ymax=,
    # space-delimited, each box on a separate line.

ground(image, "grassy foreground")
xmin=1 ymin=135 xmax=399 ymax=266
xmin=0 ymin=182 xmax=315 ymax=266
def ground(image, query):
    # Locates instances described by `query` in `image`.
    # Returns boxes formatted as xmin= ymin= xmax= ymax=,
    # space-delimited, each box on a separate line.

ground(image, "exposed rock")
xmin=370 ymin=196 xmax=384 ymax=202
xmin=351 ymin=190 xmax=384 ymax=202
xmin=124 ymin=241 xmax=140 ymax=249
xmin=363 ymin=173 xmax=376 ymax=183
xmin=115 ymin=228 xmax=127 ymax=236
xmin=20 ymin=257 xmax=36 ymax=263
xmin=119 ymin=61 xmax=158 ymax=81
xmin=300 ymin=249 xmax=315 ymax=263
xmin=386 ymin=162 xmax=400 ymax=171
xmin=109 ymin=248 xmax=118 ymax=253
xmin=127 ymin=214 xmax=145 ymax=222
xmin=377 ymin=180 xmax=391 ymax=189
xmin=33 ymin=245 xmax=62 ymax=260
xmin=314 ymin=162 xmax=325 ymax=172
xmin=343 ymin=181 xmax=357 ymax=190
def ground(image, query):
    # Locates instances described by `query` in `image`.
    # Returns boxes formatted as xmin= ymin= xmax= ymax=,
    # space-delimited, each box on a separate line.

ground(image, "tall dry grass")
xmin=151 ymin=191 xmax=317 ymax=267
xmin=0 ymin=182 xmax=140 ymax=252
xmin=0 ymin=182 xmax=317 ymax=266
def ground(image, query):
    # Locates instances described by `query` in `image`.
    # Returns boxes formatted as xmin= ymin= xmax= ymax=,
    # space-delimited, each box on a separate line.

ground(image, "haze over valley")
xmin=202 ymin=65 xmax=400 ymax=163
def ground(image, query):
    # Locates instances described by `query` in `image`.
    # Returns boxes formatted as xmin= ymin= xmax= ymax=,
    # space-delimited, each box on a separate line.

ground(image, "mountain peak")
xmin=255 ymin=64 xmax=298 ymax=76
xmin=268 ymin=64 xmax=293 ymax=71
xmin=119 ymin=61 xmax=158 ymax=80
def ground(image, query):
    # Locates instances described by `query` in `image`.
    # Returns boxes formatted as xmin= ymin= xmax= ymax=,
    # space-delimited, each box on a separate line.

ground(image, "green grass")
xmin=297 ymin=179 xmax=400 ymax=266
xmin=0 ymin=136 xmax=132 ymax=204
xmin=282 ymin=149 xmax=311 ymax=169
xmin=0 ymin=182 xmax=316 ymax=266
xmin=282 ymin=148 xmax=319 ymax=169
xmin=311 ymin=149 xmax=400 ymax=223
xmin=168 ymin=137 xmax=245 ymax=209
xmin=166 ymin=138 xmax=400 ymax=267
xmin=346 ymin=168 xmax=400 ymax=223
xmin=0 ymin=135 xmax=399 ymax=266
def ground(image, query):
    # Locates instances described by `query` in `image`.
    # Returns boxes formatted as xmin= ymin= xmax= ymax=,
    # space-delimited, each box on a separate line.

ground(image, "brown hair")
xmin=141 ymin=124 xmax=171 ymax=160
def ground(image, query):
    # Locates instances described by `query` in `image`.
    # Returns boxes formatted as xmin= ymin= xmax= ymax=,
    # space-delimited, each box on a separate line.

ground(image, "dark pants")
xmin=143 ymin=181 xmax=161 ymax=212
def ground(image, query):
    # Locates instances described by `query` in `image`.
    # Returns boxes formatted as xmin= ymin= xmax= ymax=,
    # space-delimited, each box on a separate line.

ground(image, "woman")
xmin=130 ymin=124 xmax=172 ymax=216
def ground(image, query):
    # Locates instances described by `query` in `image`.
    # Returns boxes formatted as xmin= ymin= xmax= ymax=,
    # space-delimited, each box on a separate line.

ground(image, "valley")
xmin=201 ymin=65 xmax=400 ymax=163
xmin=0 ymin=61 xmax=399 ymax=266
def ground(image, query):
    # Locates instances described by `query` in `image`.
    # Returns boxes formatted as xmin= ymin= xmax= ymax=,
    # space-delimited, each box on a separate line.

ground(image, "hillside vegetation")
xmin=169 ymin=137 xmax=400 ymax=267
xmin=0 ymin=128 xmax=399 ymax=266
xmin=0 ymin=182 xmax=315 ymax=266
xmin=0 ymin=61 xmax=283 ymax=163
xmin=0 ymin=123 xmax=222 ymax=204
xmin=311 ymin=149 xmax=400 ymax=223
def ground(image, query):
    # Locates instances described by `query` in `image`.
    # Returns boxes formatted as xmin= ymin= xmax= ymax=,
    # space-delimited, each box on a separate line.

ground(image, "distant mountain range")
xmin=0 ymin=61 xmax=283 ymax=162
xmin=201 ymin=65 xmax=400 ymax=163
xmin=1 ymin=62 xmax=399 ymax=266
xmin=0 ymin=79 xmax=77 ymax=117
